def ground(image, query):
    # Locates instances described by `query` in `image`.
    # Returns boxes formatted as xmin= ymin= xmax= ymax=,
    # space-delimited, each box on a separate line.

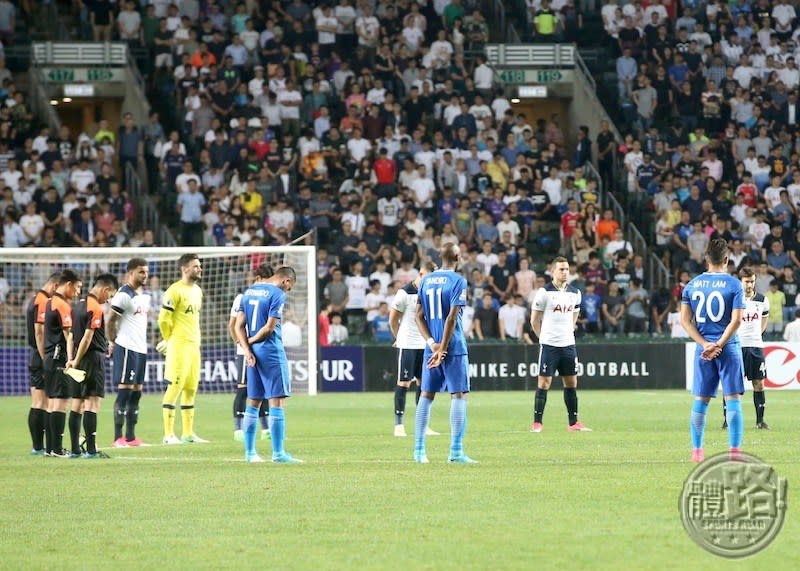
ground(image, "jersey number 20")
xmin=691 ymin=290 xmax=726 ymax=323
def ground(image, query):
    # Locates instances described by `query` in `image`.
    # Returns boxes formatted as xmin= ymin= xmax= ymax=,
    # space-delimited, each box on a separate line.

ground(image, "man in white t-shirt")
xmin=345 ymin=260 xmax=370 ymax=335
xmin=530 ymin=257 xmax=591 ymax=432
xmin=388 ymin=262 xmax=439 ymax=437
xmin=277 ymin=80 xmax=303 ymax=137
xmin=346 ymin=128 xmax=372 ymax=163
xmin=498 ymin=295 xmax=527 ymax=340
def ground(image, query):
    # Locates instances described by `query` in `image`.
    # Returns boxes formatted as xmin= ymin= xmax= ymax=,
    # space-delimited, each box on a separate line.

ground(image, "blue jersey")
xmin=240 ymin=283 xmax=286 ymax=364
xmin=681 ymin=272 xmax=745 ymax=343
xmin=418 ymin=270 xmax=468 ymax=356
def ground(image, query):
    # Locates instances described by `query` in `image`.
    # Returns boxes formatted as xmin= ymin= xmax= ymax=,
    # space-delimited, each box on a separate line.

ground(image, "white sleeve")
xmin=762 ymin=296 xmax=770 ymax=316
xmin=574 ymin=290 xmax=582 ymax=312
xmin=532 ymin=288 xmax=547 ymax=312
xmin=230 ymin=293 xmax=243 ymax=317
xmin=390 ymin=289 xmax=407 ymax=313
xmin=109 ymin=290 xmax=130 ymax=315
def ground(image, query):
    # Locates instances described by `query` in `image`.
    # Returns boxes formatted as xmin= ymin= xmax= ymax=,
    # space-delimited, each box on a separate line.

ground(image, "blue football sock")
xmin=690 ymin=400 xmax=709 ymax=450
xmin=269 ymin=407 xmax=285 ymax=456
xmin=414 ymin=396 xmax=432 ymax=455
xmin=449 ymin=398 xmax=467 ymax=458
xmin=725 ymin=399 xmax=743 ymax=449
xmin=243 ymin=405 xmax=259 ymax=456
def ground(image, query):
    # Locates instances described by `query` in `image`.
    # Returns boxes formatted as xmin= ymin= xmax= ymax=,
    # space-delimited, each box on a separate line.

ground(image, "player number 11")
xmin=426 ymin=287 xmax=443 ymax=320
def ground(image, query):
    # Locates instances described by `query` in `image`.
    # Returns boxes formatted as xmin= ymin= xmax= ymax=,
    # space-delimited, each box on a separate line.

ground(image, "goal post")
xmin=0 ymin=246 xmax=318 ymax=396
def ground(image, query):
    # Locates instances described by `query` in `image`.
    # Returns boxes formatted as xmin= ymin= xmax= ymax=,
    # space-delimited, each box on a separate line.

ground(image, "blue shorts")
xmin=112 ymin=344 xmax=146 ymax=385
xmin=421 ymin=351 xmax=470 ymax=394
xmin=538 ymin=344 xmax=578 ymax=377
xmin=693 ymin=343 xmax=745 ymax=398
xmin=741 ymin=347 xmax=766 ymax=382
xmin=247 ymin=355 xmax=291 ymax=401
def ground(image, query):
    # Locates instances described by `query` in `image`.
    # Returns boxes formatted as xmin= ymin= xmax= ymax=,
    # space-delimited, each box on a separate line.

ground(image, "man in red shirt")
xmin=373 ymin=147 xmax=397 ymax=197
xmin=560 ymin=198 xmax=581 ymax=256
xmin=319 ymin=301 xmax=331 ymax=347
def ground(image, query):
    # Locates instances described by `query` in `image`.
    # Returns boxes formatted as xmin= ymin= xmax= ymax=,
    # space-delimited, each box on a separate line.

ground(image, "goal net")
xmin=0 ymin=246 xmax=318 ymax=396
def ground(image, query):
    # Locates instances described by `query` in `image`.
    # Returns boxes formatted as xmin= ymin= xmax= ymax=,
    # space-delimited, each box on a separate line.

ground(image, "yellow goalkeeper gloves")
xmin=64 ymin=367 xmax=86 ymax=382
xmin=156 ymin=340 xmax=168 ymax=355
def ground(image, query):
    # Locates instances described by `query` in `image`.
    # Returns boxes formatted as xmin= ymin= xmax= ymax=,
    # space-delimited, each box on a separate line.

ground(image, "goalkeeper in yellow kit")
xmin=157 ymin=253 xmax=208 ymax=444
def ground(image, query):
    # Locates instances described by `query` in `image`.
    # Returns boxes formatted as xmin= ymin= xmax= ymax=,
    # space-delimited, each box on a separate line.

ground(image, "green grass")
xmin=0 ymin=391 xmax=797 ymax=570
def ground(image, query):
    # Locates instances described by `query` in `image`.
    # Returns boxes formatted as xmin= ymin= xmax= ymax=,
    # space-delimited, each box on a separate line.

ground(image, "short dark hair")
xmin=127 ymin=257 xmax=148 ymax=272
xmin=739 ymin=267 xmax=756 ymax=279
xmin=254 ymin=264 xmax=274 ymax=279
xmin=94 ymin=273 xmax=118 ymax=289
xmin=46 ymin=271 xmax=61 ymax=285
xmin=705 ymin=238 xmax=729 ymax=265
xmin=552 ymin=256 xmax=569 ymax=265
xmin=59 ymin=269 xmax=81 ymax=286
xmin=178 ymin=253 xmax=199 ymax=268
xmin=274 ymin=266 xmax=297 ymax=281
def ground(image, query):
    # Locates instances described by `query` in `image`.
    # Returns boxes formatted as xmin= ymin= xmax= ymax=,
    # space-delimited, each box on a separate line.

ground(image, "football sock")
xmin=233 ymin=387 xmax=247 ymax=430
xmin=269 ymin=407 xmax=285 ymax=456
xmin=690 ymin=400 xmax=709 ymax=450
xmin=449 ymin=398 xmax=467 ymax=458
xmin=181 ymin=387 xmax=197 ymax=436
xmin=83 ymin=411 xmax=97 ymax=454
xmin=162 ymin=404 xmax=176 ymax=436
xmin=394 ymin=385 xmax=408 ymax=425
xmin=533 ymin=388 xmax=548 ymax=423
xmin=181 ymin=405 xmax=195 ymax=437
xmin=726 ymin=399 xmax=744 ymax=449
xmin=51 ymin=411 xmax=66 ymax=453
xmin=754 ymin=391 xmax=765 ymax=424
xmin=114 ymin=388 xmax=131 ymax=440
xmin=414 ymin=396 xmax=432 ymax=455
xmin=126 ymin=390 xmax=142 ymax=440
xmin=30 ymin=408 xmax=46 ymax=450
xmin=28 ymin=408 xmax=39 ymax=450
xmin=45 ymin=412 xmax=53 ymax=453
xmin=415 ymin=384 xmax=421 ymax=405
xmin=564 ymin=388 xmax=579 ymax=426
xmin=259 ymin=400 xmax=270 ymax=430
xmin=243 ymin=405 xmax=259 ymax=457
xmin=69 ymin=411 xmax=82 ymax=454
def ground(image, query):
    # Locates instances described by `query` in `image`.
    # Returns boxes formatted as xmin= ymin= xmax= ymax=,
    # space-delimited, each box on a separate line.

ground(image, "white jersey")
xmin=739 ymin=293 xmax=769 ymax=348
xmin=230 ymin=293 xmax=245 ymax=356
xmin=532 ymin=283 xmax=581 ymax=347
xmin=390 ymin=282 xmax=425 ymax=349
xmin=109 ymin=283 xmax=151 ymax=354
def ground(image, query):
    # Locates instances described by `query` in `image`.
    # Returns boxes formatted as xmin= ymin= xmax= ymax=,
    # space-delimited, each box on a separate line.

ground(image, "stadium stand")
xmin=4 ymin=0 xmax=799 ymax=344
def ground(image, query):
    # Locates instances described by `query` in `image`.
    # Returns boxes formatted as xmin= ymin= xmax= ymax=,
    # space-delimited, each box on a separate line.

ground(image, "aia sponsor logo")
xmin=763 ymin=345 xmax=800 ymax=388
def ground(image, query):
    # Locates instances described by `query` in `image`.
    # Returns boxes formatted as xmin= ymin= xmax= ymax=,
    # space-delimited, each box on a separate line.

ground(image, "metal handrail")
xmin=28 ymin=68 xmax=61 ymax=132
xmin=32 ymin=42 xmax=129 ymax=66
xmin=485 ymin=44 xmax=576 ymax=67
xmin=649 ymin=254 xmax=671 ymax=290
xmin=124 ymin=162 xmax=177 ymax=247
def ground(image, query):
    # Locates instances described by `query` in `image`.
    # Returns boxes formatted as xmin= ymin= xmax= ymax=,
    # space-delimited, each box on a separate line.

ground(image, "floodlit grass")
xmin=0 ymin=391 xmax=797 ymax=570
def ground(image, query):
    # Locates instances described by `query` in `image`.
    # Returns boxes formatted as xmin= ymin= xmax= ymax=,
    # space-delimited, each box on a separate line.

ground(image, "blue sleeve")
xmin=732 ymin=279 xmax=746 ymax=310
xmin=269 ymin=290 xmax=285 ymax=319
xmin=681 ymin=283 xmax=691 ymax=305
xmin=451 ymin=276 xmax=467 ymax=307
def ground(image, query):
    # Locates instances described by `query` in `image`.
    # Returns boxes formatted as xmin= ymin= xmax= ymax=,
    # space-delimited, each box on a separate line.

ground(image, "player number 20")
xmin=426 ymin=288 xmax=443 ymax=320
xmin=691 ymin=290 xmax=726 ymax=323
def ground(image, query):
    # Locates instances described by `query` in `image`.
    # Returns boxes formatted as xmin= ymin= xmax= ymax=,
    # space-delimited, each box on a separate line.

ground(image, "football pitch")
xmin=0 ymin=390 xmax=796 ymax=570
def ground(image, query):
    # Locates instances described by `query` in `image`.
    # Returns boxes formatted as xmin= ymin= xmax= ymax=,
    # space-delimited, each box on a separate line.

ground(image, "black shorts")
xmin=112 ymin=344 xmax=146 ymax=386
xmin=742 ymin=347 xmax=766 ymax=382
xmin=44 ymin=355 xmax=69 ymax=399
xmin=538 ymin=344 xmax=578 ymax=378
xmin=235 ymin=354 xmax=247 ymax=386
xmin=74 ymin=351 xmax=106 ymax=399
xmin=397 ymin=348 xmax=424 ymax=382
xmin=29 ymin=349 xmax=45 ymax=390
